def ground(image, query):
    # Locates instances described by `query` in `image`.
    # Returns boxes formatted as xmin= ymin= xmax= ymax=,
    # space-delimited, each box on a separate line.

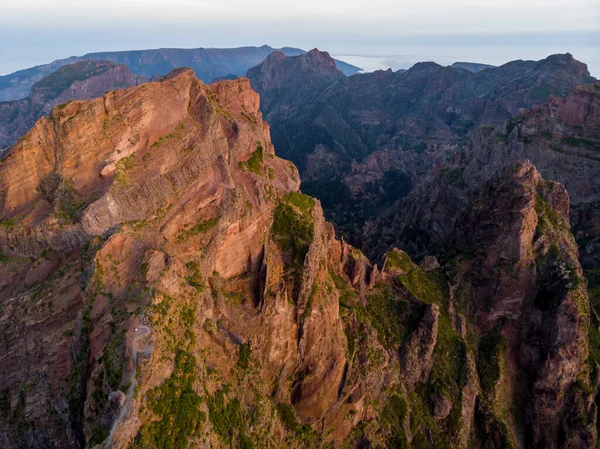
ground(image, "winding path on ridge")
xmin=103 ymin=317 xmax=151 ymax=449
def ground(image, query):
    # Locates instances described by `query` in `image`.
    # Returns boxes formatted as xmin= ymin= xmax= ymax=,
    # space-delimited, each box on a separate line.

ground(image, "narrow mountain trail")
xmin=103 ymin=317 xmax=151 ymax=449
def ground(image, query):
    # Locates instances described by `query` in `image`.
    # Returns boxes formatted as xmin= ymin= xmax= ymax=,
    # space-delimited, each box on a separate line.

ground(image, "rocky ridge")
xmin=0 ymin=60 xmax=145 ymax=154
xmin=367 ymin=81 xmax=600 ymax=267
xmin=0 ymin=70 xmax=594 ymax=449
xmin=247 ymin=50 xmax=597 ymax=244
xmin=0 ymin=46 xmax=360 ymax=103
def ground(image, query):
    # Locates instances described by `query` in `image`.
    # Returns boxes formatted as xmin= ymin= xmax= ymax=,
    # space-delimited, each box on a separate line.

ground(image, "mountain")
xmin=0 ymin=69 xmax=596 ymax=449
xmin=0 ymin=45 xmax=361 ymax=102
xmin=450 ymin=61 xmax=496 ymax=72
xmin=246 ymin=50 xmax=596 ymax=247
xmin=0 ymin=60 xmax=145 ymax=154
xmin=365 ymin=81 xmax=600 ymax=268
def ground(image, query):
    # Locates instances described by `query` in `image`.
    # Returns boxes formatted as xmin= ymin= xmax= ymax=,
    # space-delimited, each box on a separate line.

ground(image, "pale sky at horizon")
xmin=1 ymin=0 xmax=599 ymax=75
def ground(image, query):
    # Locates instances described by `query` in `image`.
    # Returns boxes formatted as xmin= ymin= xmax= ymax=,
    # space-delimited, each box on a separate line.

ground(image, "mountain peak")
xmin=300 ymin=48 xmax=341 ymax=74
xmin=246 ymin=49 xmax=344 ymax=109
xmin=160 ymin=66 xmax=196 ymax=82
xmin=306 ymin=48 xmax=332 ymax=59
xmin=535 ymin=52 xmax=593 ymax=80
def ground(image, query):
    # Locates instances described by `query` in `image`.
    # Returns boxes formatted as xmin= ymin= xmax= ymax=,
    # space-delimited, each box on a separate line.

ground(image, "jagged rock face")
xmin=246 ymin=49 xmax=345 ymax=116
xmin=0 ymin=71 xmax=595 ymax=449
xmin=0 ymin=60 xmax=146 ymax=154
xmin=400 ymin=303 xmax=439 ymax=384
xmin=247 ymin=50 xmax=595 ymax=242
xmin=452 ymin=162 xmax=593 ymax=448
xmin=367 ymin=82 xmax=600 ymax=267
xmin=365 ymin=162 xmax=596 ymax=448
xmin=0 ymin=69 xmax=359 ymax=449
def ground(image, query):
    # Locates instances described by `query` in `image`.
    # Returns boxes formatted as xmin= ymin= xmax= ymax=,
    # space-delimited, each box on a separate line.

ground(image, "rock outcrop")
xmin=247 ymin=51 xmax=596 ymax=249
xmin=0 ymin=60 xmax=146 ymax=154
xmin=368 ymin=81 xmax=600 ymax=268
xmin=455 ymin=162 xmax=594 ymax=448
xmin=400 ymin=303 xmax=439 ymax=384
xmin=0 ymin=70 xmax=594 ymax=449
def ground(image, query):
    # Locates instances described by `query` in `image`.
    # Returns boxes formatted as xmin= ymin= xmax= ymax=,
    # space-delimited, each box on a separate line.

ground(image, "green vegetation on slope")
xmin=276 ymin=402 xmax=318 ymax=447
xmin=176 ymin=217 xmax=218 ymax=243
xmin=477 ymin=324 xmax=506 ymax=398
xmin=132 ymin=350 xmax=204 ymax=449
xmin=385 ymin=249 xmax=416 ymax=272
xmin=238 ymin=142 xmax=264 ymax=175
xmin=34 ymin=60 xmax=113 ymax=100
xmin=271 ymin=192 xmax=315 ymax=298
xmin=207 ymin=388 xmax=253 ymax=448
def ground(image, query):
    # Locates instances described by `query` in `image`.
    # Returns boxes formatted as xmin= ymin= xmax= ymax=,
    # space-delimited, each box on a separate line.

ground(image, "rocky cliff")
xmin=0 ymin=70 xmax=595 ymax=449
xmin=367 ymin=81 xmax=600 ymax=268
xmin=0 ymin=60 xmax=145 ymax=154
xmin=247 ymin=50 xmax=596 ymax=243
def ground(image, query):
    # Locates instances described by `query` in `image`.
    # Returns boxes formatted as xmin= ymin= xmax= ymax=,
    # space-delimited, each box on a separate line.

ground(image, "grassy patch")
xmin=176 ymin=217 xmax=218 ymax=243
xmin=114 ymin=155 xmax=137 ymax=186
xmin=406 ymin=314 xmax=467 ymax=445
xmin=207 ymin=388 xmax=250 ymax=447
xmin=271 ymin=197 xmax=315 ymax=299
xmin=385 ymin=249 xmax=416 ymax=272
xmin=55 ymin=182 xmax=87 ymax=221
xmin=214 ymin=105 xmax=233 ymax=119
xmin=238 ymin=142 xmax=264 ymax=175
xmin=330 ymin=270 xmax=356 ymax=309
xmin=133 ymin=350 xmax=204 ymax=449
xmin=398 ymin=267 xmax=449 ymax=308
xmin=99 ymin=329 xmax=125 ymax=391
xmin=535 ymin=195 xmax=568 ymax=235
xmin=477 ymin=324 xmax=506 ymax=398
xmin=283 ymin=192 xmax=315 ymax=214
xmin=150 ymin=132 xmax=175 ymax=149
xmin=35 ymin=60 xmax=113 ymax=99
xmin=184 ymin=262 xmax=207 ymax=292
xmin=237 ymin=343 xmax=252 ymax=370
xmin=363 ymin=283 xmax=419 ymax=349
xmin=586 ymin=270 xmax=600 ymax=373
xmin=0 ymin=218 xmax=15 ymax=232
xmin=56 ymin=101 xmax=72 ymax=110
xmin=276 ymin=402 xmax=317 ymax=447
xmin=382 ymin=395 xmax=409 ymax=447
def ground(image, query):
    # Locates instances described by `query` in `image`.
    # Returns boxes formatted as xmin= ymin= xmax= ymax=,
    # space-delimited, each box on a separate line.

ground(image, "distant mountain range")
xmin=0 ymin=45 xmax=361 ymax=102
xmin=450 ymin=61 xmax=496 ymax=72
xmin=246 ymin=49 xmax=597 ymax=257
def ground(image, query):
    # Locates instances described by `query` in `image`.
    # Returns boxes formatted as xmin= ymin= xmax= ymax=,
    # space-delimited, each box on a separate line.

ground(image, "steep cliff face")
xmin=367 ymin=82 xmax=600 ymax=267
xmin=452 ymin=162 xmax=593 ymax=448
xmin=0 ymin=68 xmax=359 ymax=449
xmin=0 ymin=60 xmax=146 ymax=154
xmin=0 ymin=71 xmax=594 ymax=449
xmin=247 ymin=50 xmax=596 ymax=241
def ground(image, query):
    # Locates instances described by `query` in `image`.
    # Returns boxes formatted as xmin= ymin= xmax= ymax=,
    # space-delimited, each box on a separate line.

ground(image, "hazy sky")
xmin=1 ymin=0 xmax=599 ymax=75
